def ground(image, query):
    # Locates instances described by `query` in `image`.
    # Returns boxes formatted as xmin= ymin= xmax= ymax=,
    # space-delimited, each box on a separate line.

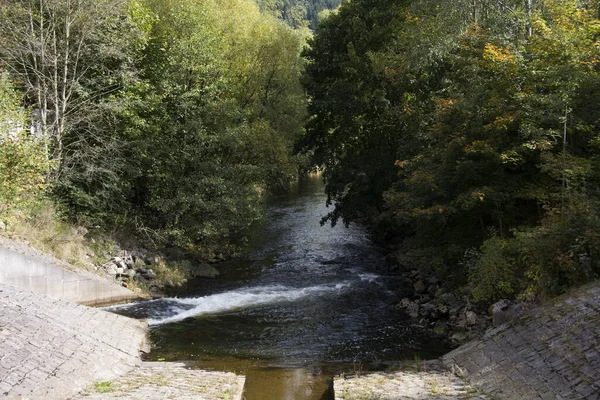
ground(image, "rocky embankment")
xmin=334 ymin=282 xmax=600 ymax=399
xmin=98 ymin=249 xmax=221 ymax=297
xmin=384 ymin=255 xmax=525 ymax=345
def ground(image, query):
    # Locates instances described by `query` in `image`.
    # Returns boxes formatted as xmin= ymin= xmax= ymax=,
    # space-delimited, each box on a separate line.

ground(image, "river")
xmin=107 ymin=174 xmax=449 ymax=399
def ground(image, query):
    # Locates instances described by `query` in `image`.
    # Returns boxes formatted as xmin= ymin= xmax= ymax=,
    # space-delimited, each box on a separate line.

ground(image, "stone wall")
xmin=442 ymin=284 xmax=600 ymax=399
xmin=0 ymin=238 xmax=139 ymax=306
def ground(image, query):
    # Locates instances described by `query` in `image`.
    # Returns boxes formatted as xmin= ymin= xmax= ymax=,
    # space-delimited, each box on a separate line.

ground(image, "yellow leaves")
xmin=472 ymin=191 xmax=485 ymax=202
xmin=483 ymin=44 xmax=515 ymax=65
xmin=464 ymin=140 xmax=493 ymax=154
xmin=484 ymin=114 xmax=516 ymax=133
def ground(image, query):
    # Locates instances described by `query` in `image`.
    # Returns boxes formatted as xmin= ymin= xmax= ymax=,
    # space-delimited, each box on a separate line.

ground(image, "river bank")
xmin=333 ymin=281 xmax=600 ymax=399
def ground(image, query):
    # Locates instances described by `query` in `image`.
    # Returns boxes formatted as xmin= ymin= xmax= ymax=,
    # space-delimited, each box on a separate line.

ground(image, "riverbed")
xmin=108 ymin=175 xmax=450 ymax=399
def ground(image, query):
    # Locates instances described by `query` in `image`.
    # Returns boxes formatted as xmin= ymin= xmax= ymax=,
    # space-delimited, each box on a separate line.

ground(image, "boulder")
xmin=124 ymin=256 xmax=136 ymax=269
xmin=189 ymin=263 xmax=220 ymax=278
xmin=490 ymin=299 xmax=522 ymax=326
xmin=406 ymin=302 xmax=420 ymax=318
xmin=113 ymin=257 xmax=127 ymax=269
xmin=398 ymin=298 xmax=412 ymax=308
xmin=105 ymin=266 xmax=118 ymax=276
xmin=420 ymin=302 xmax=436 ymax=317
xmin=465 ymin=310 xmax=477 ymax=326
xmin=144 ymin=269 xmax=157 ymax=279
xmin=126 ymin=269 xmax=136 ymax=278
xmin=413 ymin=280 xmax=426 ymax=294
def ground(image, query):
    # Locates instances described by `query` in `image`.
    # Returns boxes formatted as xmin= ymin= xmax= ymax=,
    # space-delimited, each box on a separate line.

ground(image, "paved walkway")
xmin=442 ymin=284 xmax=600 ymax=399
xmin=74 ymin=362 xmax=245 ymax=400
xmin=0 ymin=283 xmax=148 ymax=399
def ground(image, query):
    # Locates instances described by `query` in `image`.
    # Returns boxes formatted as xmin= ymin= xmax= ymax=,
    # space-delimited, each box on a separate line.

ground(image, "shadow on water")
xmin=108 ymin=174 xmax=452 ymax=399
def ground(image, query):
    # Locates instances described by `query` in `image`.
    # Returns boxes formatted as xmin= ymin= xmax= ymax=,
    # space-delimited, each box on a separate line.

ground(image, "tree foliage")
xmin=0 ymin=0 xmax=307 ymax=258
xmin=301 ymin=0 xmax=600 ymax=300
xmin=0 ymin=73 xmax=53 ymax=224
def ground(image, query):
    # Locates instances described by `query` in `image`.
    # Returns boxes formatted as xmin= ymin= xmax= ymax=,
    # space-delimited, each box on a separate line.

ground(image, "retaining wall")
xmin=0 ymin=238 xmax=139 ymax=306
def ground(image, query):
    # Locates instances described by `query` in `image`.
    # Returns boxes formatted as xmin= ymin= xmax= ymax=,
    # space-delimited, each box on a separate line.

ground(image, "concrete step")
xmin=333 ymin=361 xmax=487 ymax=400
xmin=74 ymin=362 xmax=245 ymax=400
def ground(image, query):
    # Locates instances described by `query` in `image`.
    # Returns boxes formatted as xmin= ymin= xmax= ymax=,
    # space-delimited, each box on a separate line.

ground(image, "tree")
xmin=0 ymin=72 xmax=52 ymax=223
xmin=0 ymin=0 xmax=144 ymax=172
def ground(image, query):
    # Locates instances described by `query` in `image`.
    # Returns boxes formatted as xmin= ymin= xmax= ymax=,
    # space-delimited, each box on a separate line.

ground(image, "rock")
xmin=451 ymin=332 xmax=468 ymax=344
xmin=465 ymin=310 xmax=477 ymax=326
xmin=113 ymin=257 xmax=127 ymax=269
xmin=0 ymin=220 xmax=6 ymax=231
xmin=115 ymin=267 xmax=125 ymax=275
xmin=435 ymin=303 xmax=449 ymax=316
xmin=146 ymin=255 xmax=161 ymax=266
xmin=427 ymin=276 xmax=439 ymax=285
xmin=126 ymin=269 xmax=136 ymax=278
xmin=420 ymin=302 xmax=436 ymax=317
xmin=105 ymin=266 xmax=117 ymax=276
xmin=398 ymin=298 xmax=412 ymax=308
xmin=406 ymin=302 xmax=420 ymax=318
xmin=427 ymin=284 xmax=439 ymax=295
xmin=490 ymin=299 xmax=522 ymax=326
xmin=134 ymin=257 xmax=146 ymax=269
xmin=413 ymin=280 xmax=426 ymax=294
xmin=144 ymin=269 xmax=157 ymax=279
xmin=124 ymin=256 xmax=136 ymax=269
xmin=189 ymin=263 xmax=220 ymax=278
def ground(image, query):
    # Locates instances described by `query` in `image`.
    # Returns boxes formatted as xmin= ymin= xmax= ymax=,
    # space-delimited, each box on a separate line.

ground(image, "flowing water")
xmin=107 ymin=175 xmax=450 ymax=399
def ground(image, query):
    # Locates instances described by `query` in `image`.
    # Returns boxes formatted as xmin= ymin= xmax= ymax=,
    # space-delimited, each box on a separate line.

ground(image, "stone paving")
xmin=442 ymin=284 xmax=600 ymax=399
xmin=74 ymin=362 xmax=245 ymax=400
xmin=0 ymin=283 xmax=148 ymax=399
xmin=333 ymin=361 xmax=487 ymax=400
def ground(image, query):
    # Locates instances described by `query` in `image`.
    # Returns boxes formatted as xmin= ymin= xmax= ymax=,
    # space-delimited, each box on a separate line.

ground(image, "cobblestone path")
xmin=442 ymin=284 xmax=600 ymax=399
xmin=74 ymin=362 xmax=245 ymax=400
xmin=0 ymin=283 xmax=148 ymax=399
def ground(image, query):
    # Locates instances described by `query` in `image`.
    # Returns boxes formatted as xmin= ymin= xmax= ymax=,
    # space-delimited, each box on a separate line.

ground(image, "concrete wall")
xmin=0 ymin=241 xmax=140 ymax=306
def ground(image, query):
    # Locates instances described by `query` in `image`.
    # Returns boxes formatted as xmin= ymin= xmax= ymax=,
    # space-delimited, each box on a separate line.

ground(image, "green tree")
xmin=0 ymin=73 xmax=53 ymax=224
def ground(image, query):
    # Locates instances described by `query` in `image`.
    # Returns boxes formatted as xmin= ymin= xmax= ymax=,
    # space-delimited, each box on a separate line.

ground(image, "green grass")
xmin=93 ymin=381 xmax=113 ymax=393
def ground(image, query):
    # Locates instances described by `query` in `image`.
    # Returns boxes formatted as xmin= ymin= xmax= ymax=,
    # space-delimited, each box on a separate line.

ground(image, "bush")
xmin=0 ymin=73 xmax=53 ymax=225
xmin=468 ymin=237 xmax=519 ymax=302
xmin=468 ymin=197 xmax=600 ymax=302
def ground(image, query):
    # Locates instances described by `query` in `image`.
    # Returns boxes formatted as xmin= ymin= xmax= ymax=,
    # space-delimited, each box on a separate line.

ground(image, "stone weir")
xmin=0 ymin=238 xmax=140 ymax=306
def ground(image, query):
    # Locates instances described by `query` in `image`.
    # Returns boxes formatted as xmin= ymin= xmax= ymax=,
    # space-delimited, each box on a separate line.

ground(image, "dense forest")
xmin=0 ymin=0 xmax=306 ymax=260
xmin=2 ymin=0 xmax=600 ymax=304
xmin=301 ymin=0 xmax=600 ymax=301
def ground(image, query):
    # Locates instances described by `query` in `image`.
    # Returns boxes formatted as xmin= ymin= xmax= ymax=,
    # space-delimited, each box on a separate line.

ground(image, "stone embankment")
xmin=442 ymin=284 xmax=600 ymax=399
xmin=335 ymin=283 xmax=600 ymax=399
xmin=0 ymin=283 xmax=247 ymax=399
xmin=334 ymin=361 xmax=486 ymax=400
xmin=0 ymin=283 xmax=147 ymax=399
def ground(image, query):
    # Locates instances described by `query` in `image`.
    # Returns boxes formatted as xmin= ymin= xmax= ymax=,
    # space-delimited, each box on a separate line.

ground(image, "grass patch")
xmin=93 ymin=381 xmax=113 ymax=393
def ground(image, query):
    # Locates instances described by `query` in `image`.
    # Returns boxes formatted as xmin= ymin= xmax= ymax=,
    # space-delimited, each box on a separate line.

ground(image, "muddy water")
xmin=108 ymin=175 xmax=450 ymax=399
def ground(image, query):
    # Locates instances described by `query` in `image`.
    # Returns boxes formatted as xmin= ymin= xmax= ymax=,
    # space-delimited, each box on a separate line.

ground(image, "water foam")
xmin=147 ymin=283 xmax=350 ymax=326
